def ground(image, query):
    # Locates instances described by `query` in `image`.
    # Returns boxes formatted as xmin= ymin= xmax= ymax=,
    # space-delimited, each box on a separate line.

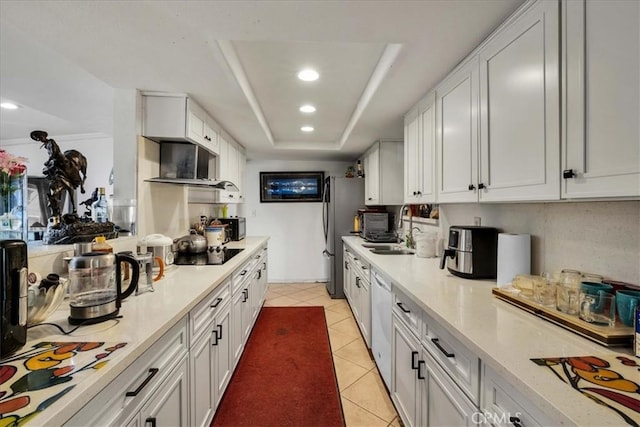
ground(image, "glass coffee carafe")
xmin=67 ymin=252 xmax=139 ymax=324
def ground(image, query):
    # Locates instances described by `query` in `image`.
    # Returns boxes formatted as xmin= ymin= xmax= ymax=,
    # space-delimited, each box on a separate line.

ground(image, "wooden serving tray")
xmin=492 ymin=287 xmax=634 ymax=347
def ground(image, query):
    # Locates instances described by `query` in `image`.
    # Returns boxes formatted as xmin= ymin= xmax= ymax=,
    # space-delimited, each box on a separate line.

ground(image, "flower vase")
xmin=0 ymin=172 xmax=28 ymax=241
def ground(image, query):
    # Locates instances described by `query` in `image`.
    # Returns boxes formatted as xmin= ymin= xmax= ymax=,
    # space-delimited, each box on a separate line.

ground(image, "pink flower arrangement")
xmin=0 ymin=149 xmax=27 ymax=177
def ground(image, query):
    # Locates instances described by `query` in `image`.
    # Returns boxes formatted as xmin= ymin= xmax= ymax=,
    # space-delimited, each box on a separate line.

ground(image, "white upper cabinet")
xmin=404 ymin=93 xmax=437 ymax=204
xmin=436 ymin=58 xmax=479 ymax=203
xmin=217 ymin=135 xmax=243 ymax=204
xmin=477 ymin=0 xmax=560 ymax=201
xmin=562 ymin=0 xmax=640 ymax=198
xmin=143 ymin=93 xmax=220 ymax=156
xmin=364 ymin=140 xmax=404 ymax=206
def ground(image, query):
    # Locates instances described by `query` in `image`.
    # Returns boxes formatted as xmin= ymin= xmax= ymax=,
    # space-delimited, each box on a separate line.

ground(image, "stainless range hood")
xmin=146 ymin=177 xmax=238 ymax=191
xmin=145 ymin=141 xmax=238 ymax=192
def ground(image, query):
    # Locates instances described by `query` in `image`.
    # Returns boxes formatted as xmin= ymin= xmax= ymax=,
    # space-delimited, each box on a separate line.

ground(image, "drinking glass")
xmin=579 ymin=291 xmax=616 ymax=327
xmin=535 ymin=273 xmax=557 ymax=307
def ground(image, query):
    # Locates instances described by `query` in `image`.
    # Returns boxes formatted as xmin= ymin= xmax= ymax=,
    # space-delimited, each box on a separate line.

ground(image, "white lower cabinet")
xmin=65 ymin=319 xmax=189 ymax=426
xmin=392 ymin=312 xmax=478 ymax=427
xmin=136 ymin=357 xmax=189 ymax=427
xmin=391 ymin=312 xmax=421 ymax=427
xmin=419 ymin=349 xmax=477 ymax=427
xmin=344 ymin=248 xmax=371 ymax=348
xmin=482 ymin=364 xmax=554 ymax=427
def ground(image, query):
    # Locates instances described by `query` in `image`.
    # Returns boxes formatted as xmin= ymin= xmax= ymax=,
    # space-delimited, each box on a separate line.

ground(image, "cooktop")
xmin=173 ymin=248 xmax=244 ymax=266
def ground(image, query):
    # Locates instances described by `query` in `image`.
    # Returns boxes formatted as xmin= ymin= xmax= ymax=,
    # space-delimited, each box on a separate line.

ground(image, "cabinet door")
xmin=436 ymin=59 xmax=479 ymax=203
xmin=231 ymin=290 xmax=245 ymax=368
xmin=237 ymin=149 xmax=246 ymax=202
xmin=391 ymin=314 xmax=420 ymax=427
xmin=359 ymin=279 xmax=371 ymax=349
xmin=213 ymin=304 xmax=232 ymax=407
xmin=563 ymin=0 xmax=640 ymax=198
xmin=418 ymin=95 xmax=437 ymax=203
xmin=187 ymin=100 xmax=207 ymax=146
xmin=189 ymin=327 xmax=215 ymax=427
xmin=204 ymin=121 xmax=220 ymax=155
xmin=140 ymin=357 xmax=189 ymax=427
xmin=219 ymin=142 xmax=240 ymax=203
xmin=478 ymin=0 xmax=560 ymax=202
xmin=404 ymin=111 xmax=421 ymax=203
xmin=365 ymin=144 xmax=380 ymax=205
xmin=419 ymin=350 xmax=478 ymax=427
xmin=343 ymin=252 xmax=352 ymax=302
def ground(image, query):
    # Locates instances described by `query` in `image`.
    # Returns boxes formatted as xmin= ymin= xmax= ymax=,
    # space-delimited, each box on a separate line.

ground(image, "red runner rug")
xmin=212 ymin=306 xmax=344 ymax=427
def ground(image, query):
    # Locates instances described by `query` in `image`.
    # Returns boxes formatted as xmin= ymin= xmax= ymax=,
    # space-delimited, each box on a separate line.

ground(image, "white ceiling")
xmin=0 ymin=0 xmax=525 ymax=161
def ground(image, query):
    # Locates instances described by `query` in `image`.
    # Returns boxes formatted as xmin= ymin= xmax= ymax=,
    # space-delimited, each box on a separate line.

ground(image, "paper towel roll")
xmin=497 ymin=233 xmax=531 ymax=286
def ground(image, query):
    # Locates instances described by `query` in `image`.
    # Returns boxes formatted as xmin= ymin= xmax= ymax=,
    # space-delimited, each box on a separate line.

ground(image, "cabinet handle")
xmin=368 ymin=197 xmax=373 ymax=200
xmin=212 ymin=328 xmax=219 ymax=346
xmin=345 ymin=261 xmax=349 ymax=269
xmin=355 ymin=277 xmax=361 ymax=288
xmin=361 ymin=265 xmax=368 ymax=270
xmin=509 ymin=416 xmax=523 ymax=427
xmin=412 ymin=191 xmax=417 ymax=196
xmin=417 ymin=360 xmax=426 ymax=380
xmin=353 ymin=257 xmax=359 ymax=261
xmin=210 ymin=297 xmax=223 ymax=308
xmin=478 ymin=183 xmax=486 ymax=190
xmin=242 ymin=289 xmax=248 ymax=302
xmin=411 ymin=350 xmax=419 ymax=370
xmin=126 ymin=368 xmax=159 ymax=397
xmin=468 ymin=184 xmax=475 ymax=191
xmin=431 ymin=338 xmax=455 ymax=358
xmin=417 ymin=191 xmax=422 ymax=195
xmin=396 ymin=302 xmax=410 ymax=313
xmin=563 ymin=169 xmax=576 ymax=179
xmin=229 ymin=194 xmax=234 ymax=198
xmin=217 ymin=324 xmax=223 ymax=341
xmin=257 ymin=270 xmax=262 ymax=279
xmin=240 ymin=270 xmax=247 ymax=276
xmin=146 ymin=417 xmax=157 ymax=427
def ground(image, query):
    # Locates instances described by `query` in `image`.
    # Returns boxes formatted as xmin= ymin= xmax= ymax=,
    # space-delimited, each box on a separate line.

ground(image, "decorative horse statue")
xmin=30 ymin=130 xmax=87 ymax=222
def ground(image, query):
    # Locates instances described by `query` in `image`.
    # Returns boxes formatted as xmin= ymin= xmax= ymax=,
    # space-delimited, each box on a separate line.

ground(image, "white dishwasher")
xmin=370 ymin=269 xmax=392 ymax=388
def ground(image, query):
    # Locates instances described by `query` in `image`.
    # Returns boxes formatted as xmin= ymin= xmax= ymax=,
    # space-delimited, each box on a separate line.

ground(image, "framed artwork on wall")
xmin=260 ymin=171 xmax=325 ymax=203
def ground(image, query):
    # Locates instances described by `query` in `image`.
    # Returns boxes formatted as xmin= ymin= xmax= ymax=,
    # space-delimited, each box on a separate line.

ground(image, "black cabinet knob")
xmin=563 ymin=169 xmax=576 ymax=179
xmin=478 ymin=183 xmax=486 ymax=189
xmin=468 ymin=184 xmax=475 ymax=191
xmin=413 ymin=191 xmax=417 ymax=195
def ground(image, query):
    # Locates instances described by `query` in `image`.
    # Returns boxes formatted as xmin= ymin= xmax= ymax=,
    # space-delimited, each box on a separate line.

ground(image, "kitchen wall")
xmin=241 ymin=159 xmax=354 ymax=283
xmin=438 ymin=201 xmax=640 ymax=284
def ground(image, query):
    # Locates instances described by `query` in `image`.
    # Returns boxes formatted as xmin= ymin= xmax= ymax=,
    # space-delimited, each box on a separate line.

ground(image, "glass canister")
xmin=0 ymin=160 xmax=28 ymax=241
xmin=556 ymin=269 xmax=581 ymax=315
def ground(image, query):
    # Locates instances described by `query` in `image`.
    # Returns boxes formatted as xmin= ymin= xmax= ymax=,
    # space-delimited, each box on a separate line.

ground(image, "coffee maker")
xmin=1 ymin=239 xmax=28 ymax=358
xmin=440 ymin=226 xmax=499 ymax=279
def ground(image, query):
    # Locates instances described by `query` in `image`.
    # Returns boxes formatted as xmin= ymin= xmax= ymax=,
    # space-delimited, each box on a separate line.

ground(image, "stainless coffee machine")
xmin=1 ymin=240 xmax=28 ymax=358
xmin=440 ymin=226 xmax=499 ymax=279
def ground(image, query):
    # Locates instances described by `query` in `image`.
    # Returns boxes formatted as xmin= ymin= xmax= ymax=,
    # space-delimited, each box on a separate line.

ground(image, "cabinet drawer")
xmin=66 ymin=317 xmax=188 ymax=426
xmin=232 ymin=261 xmax=253 ymax=294
xmin=392 ymin=287 xmax=422 ymax=337
xmin=189 ymin=278 xmax=231 ymax=342
xmin=482 ymin=364 xmax=554 ymax=427
xmin=421 ymin=310 xmax=480 ymax=405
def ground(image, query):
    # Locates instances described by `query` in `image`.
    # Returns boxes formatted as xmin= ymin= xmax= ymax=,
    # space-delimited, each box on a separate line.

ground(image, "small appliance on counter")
xmin=440 ymin=226 xmax=499 ymax=279
xmin=67 ymin=252 xmax=139 ymax=325
xmin=137 ymin=234 xmax=174 ymax=268
xmin=173 ymin=247 xmax=244 ymax=266
xmin=1 ymin=240 xmax=28 ymax=358
xmin=219 ymin=217 xmax=246 ymax=241
xmin=359 ymin=211 xmax=390 ymax=241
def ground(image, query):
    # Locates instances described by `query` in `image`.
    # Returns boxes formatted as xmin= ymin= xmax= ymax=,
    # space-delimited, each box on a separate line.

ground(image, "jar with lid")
xmin=92 ymin=236 xmax=113 ymax=253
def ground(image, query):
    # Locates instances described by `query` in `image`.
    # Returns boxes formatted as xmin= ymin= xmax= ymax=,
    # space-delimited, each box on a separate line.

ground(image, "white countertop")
xmin=5 ymin=236 xmax=269 ymax=427
xmin=342 ymin=236 xmax=636 ymax=427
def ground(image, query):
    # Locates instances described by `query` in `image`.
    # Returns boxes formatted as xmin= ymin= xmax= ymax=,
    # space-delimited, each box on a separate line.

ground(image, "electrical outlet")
xmin=474 ymin=217 xmax=481 ymax=226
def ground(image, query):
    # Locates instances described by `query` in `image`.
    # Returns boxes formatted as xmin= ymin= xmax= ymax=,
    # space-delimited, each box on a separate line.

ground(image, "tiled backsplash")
xmin=439 ymin=201 xmax=640 ymax=284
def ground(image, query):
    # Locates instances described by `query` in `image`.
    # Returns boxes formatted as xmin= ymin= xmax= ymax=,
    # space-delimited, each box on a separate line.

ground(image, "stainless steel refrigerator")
xmin=322 ymin=176 xmax=364 ymax=298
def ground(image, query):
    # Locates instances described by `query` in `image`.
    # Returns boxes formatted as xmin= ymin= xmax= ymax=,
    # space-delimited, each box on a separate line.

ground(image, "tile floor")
xmin=264 ymin=282 xmax=401 ymax=427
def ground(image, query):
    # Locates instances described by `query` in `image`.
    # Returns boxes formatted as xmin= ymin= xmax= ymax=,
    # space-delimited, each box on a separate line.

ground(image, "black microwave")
xmin=220 ymin=217 xmax=246 ymax=241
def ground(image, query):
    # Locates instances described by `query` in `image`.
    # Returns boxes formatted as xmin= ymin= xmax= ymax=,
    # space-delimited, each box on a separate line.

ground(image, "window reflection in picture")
xmin=260 ymin=172 xmax=324 ymax=203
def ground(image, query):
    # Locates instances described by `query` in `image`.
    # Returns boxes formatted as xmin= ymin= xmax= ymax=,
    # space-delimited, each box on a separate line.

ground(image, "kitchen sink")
xmin=362 ymin=244 xmax=396 ymax=250
xmin=370 ymin=249 xmax=415 ymax=255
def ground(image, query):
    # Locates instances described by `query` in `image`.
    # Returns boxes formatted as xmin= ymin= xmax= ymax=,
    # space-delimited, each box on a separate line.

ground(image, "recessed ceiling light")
xmin=301 ymin=126 xmax=314 ymax=132
xmin=299 ymin=104 xmax=316 ymax=113
xmin=297 ymin=69 xmax=319 ymax=82
xmin=0 ymin=102 xmax=19 ymax=110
